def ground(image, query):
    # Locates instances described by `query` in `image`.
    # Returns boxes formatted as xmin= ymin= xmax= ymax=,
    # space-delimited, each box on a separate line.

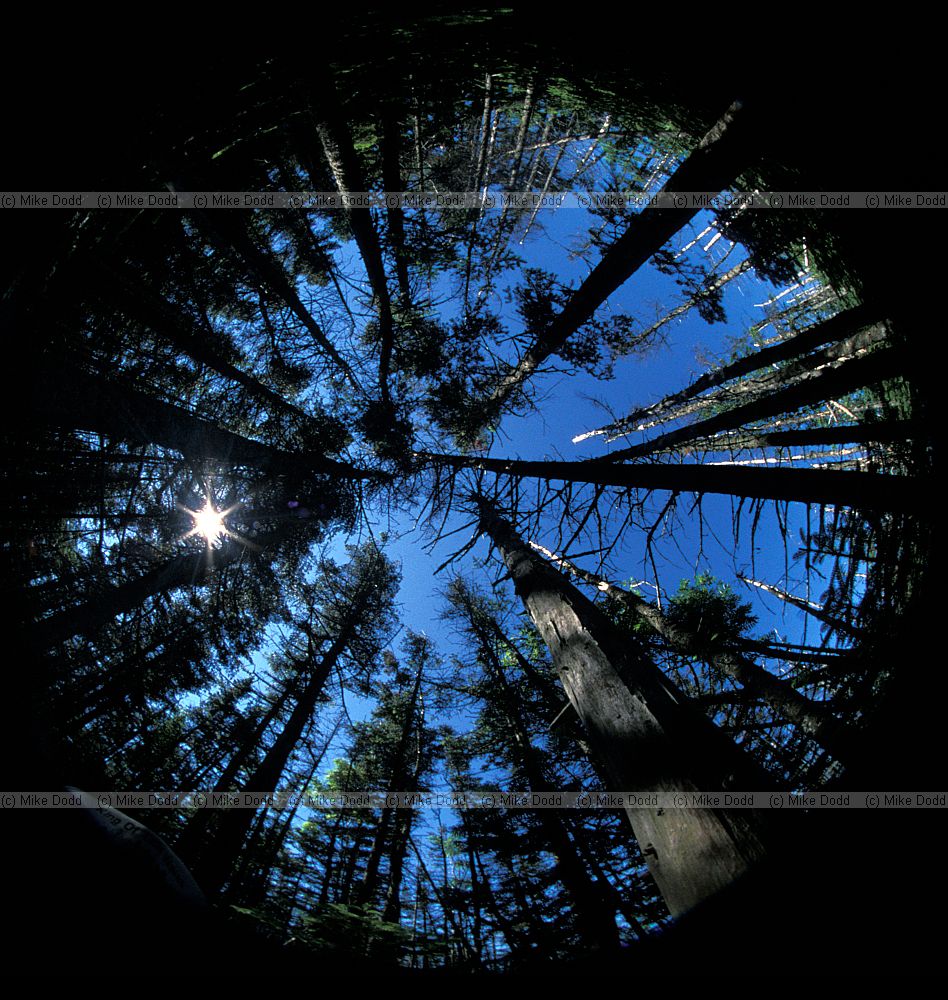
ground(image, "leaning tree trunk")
xmin=419 ymin=450 xmax=923 ymax=513
xmin=477 ymin=499 xmax=769 ymax=917
xmin=304 ymin=95 xmax=397 ymax=404
xmin=29 ymin=518 xmax=297 ymax=650
xmin=674 ymin=420 xmax=919 ymax=456
xmin=174 ymin=686 xmax=293 ymax=865
xmin=528 ymin=542 xmax=848 ymax=759
xmin=493 ymin=654 xmax=622 ymax=948
xmin=579 ymin=302 xmax=882 ymax=440
xmin=27 ymin=361 xmax=380 ymax=482
xmin=31 ymin=548 xmax=222 ymax=650
xmin=615 ymin=321 xmax=890 ymax=437
xmin=598 ymin=342 xmax=901 ymax=463
xmin=192 ymin=590 xmax=373 ymax=897
xmin=76 ymin=255 xmax=316 ymax=424
xmin=739 ymin=576 xmax=862 ymax=639
xmin=455 ymin=589 xmax=622 ymax=948
xmin=186 ymin=206 xmax=359 ymax=388
xmin=188 ymin=654 xmax=335 ymax=897
xmin=573 ymin=259 xmax=754 ymax=441
xmin=486 ymin=100 xmax=757 ymax=421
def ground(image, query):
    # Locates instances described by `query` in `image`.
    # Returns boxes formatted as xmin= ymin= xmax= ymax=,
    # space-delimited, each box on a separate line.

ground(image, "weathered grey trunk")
xmin=739 ymin=577 xmax=862 ymax=639
xmin=458 ymin=597 xmax=621 ymax=948
xmin=573 ymin=260 xmax=755 ymax=443
xmin=670 ymin=420 xmax=919 ymax=456
xmin=528 ymin=543 xmax=847 ymax=758
xmin=477 ymin=500 xmax=769 ymax=916
xmin=587 ymin=302 xmax=882 ymax=439
xmin=621 ymin=321 xmax=890 ymax=436
xmin=600 ymin=342 xmax=901 ymax=463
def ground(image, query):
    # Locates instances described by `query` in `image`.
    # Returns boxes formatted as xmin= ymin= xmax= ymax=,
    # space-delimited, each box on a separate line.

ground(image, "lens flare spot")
xmin=189 ymin=502 xmax=227 ymax=544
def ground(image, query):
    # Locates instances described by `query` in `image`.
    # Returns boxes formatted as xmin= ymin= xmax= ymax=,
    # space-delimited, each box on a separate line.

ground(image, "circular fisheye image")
xmin=3 ymin=21 xmax=940 ymax=977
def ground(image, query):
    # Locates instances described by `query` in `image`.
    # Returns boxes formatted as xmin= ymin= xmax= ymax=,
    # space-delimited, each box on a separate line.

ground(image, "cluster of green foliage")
xmin=664 ymin=573 xmax=758 ymax=656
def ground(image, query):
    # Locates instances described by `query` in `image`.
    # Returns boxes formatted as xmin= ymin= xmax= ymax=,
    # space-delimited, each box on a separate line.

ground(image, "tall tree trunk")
xmin=471 ymin=73 xmax=493 ymax=197
xmin=528 ymin=542 xmax=847 ymax=757
xmin=455 ymin=589 xmax=621 ymax=948
xmin=186 ymin=208 xmax=359 ymax=388
xmin=294 ymin=80 xmax=396 ymax=404
xmin=671 ymin=420 xmax=919 ymax=456
xmin=739 ymin=577 xmax=862 ymax=639
xmin=612 ymin=321 xmax=890 ymax=439
xmin=459 ymin=812 xmax=485 ymax=961
xmin=520 ymin=114 xmax=573 ymax=242
xmin=174 ymin=687 xmax=293 ymax=865
xmin=190 ymin=657 xmax=334 ymax=896
xmin=506 ymin=79 xmax=537 ymax=191
xmin=419 ymin=450 xmax=923 ymax=513
xmin=32 ymin=548 xmax=222 ymax=650
xmin=357 ymin=660 xmax=425 ymax=909
xmin=27 ymin=362 xmax=380 ymax=481
xmin=480 ymin=78 xmax=539 ymax=291
xmin=381 ymin=807 xmax=415 ymax=923
xmin=493 ymin=846 xmax=547 ymax=948
xmin=193 ymin=591 xmax=373 ymax=896
xmin=317 ymin=806 xmax=348 ymax=907
xmin=477 ymin=500 xmax=769 ymax=917
xmin=599 ymin=342 xmax=901 ymax=463
xmin=356 ymin=805 xmax=396 ymax=911
xmin=494 ymin=653 xmax=622 ymax=948
xmin=339 ymin=822 xmax=373 ymax=904
xmin=573 ymin=260 xmax=754 ymax=442
xmin=381 ymin=109 xmax=412 ymax=305
xmin=486 ymin=101 xmax=757 ymax=420
xmin=566 ymin=819 xmax=647 ymax=939
xmin=584 ymin=303 xmax=881 ymax=439
xmin=240 ymin=747 xmax=327 ymax=907
xmin=471 ymin=847 xmax=522 ymax=959
xmin=78 ymin=255 xmax=315 ymax=423
xmin=407 ymin=835 xmax=473 ymax=955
